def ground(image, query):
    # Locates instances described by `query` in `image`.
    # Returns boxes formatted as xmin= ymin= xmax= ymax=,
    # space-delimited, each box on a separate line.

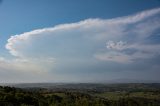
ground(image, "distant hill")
xmin=105 ymin=79 xmax=160 ymax=83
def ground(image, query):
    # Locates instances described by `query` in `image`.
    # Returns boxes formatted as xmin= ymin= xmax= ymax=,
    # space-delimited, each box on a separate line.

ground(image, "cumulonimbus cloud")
xmin=5 ymin=7 xmax=160 ymax=64
xmin=0 ymin=7 xmax=159 ymax=82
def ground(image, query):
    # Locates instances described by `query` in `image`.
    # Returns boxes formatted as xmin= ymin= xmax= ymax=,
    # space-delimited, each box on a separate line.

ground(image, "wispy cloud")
xmin=106 ymin=41 xmax=127 ymax=51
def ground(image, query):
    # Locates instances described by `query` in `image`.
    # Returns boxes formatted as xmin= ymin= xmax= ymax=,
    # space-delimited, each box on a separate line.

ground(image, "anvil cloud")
xmin=0 ymin=7 xmax=160 ymax=82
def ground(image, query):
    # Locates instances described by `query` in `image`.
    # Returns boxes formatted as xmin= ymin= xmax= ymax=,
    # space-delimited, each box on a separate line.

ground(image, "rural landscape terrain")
xmin=0 ymin=83 xmax=160 ymax=106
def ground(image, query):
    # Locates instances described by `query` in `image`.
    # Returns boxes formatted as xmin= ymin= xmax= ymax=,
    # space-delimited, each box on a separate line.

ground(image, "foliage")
xmin=0 ymin=84 xmax=160 ymax=106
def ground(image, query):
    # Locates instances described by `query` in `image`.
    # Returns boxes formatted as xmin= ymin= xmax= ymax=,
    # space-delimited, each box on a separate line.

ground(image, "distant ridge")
xmin=104 ymin=79 xmax=160 ymax=83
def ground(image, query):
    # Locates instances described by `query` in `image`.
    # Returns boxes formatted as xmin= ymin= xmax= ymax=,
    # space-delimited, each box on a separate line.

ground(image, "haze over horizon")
xmin=0 ymin=0 xmax=160 ymax=83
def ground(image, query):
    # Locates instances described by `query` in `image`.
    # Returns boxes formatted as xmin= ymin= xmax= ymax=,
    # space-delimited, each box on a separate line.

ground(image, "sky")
xmin=0 ymin=0 xmax=160 ymax=83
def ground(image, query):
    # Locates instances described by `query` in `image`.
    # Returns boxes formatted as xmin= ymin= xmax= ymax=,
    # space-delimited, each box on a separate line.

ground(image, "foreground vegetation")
xmin=0 ymin=83 xmax=160 ymax=106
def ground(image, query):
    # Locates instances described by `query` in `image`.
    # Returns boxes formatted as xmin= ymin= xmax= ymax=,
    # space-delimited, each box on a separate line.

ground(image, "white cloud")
xmin=0 ymin=56 xmax=56 ymax=82
xmin=0 ymin=57 xmax=48 ymax=73
xmin=106 ymin=41 xmax=127 ymax=51
xmin=6 ymin=8 xmax=160 ymax=58
xmin=109 ymin=7 xmax=160 ymax=24
xmin=1 ymin=7 xmax=159 ymax=79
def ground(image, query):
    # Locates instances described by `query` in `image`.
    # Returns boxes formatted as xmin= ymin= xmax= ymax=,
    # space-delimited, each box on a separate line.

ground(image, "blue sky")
xmin=0 ymin=0 xmax=160 ymax=83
